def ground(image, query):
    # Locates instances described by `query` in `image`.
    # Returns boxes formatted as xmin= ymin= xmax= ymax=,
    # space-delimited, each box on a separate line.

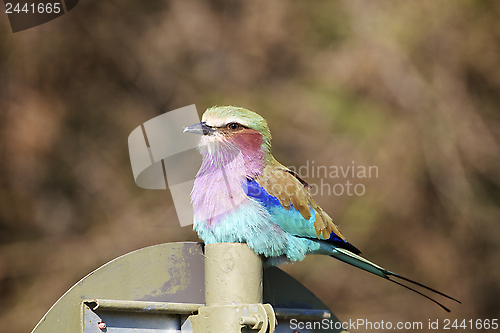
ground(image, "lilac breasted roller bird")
xmin=184 ymin=106 xmax=460 ymax=312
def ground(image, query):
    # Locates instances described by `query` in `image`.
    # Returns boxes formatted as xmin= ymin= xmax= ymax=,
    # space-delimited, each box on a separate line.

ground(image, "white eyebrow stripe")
xmin=203 ymin=116 xmax=250 ymax=128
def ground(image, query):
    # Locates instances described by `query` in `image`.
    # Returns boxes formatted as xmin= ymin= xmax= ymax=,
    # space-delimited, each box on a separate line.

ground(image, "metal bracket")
xmin=190 ymin=303 xmax=276 ymax=333
xmin=82 ymin=299 xmax=202 ymax=332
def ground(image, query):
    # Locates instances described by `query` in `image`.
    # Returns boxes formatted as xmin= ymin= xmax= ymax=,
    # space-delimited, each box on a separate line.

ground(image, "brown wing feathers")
xmin=255 ymin=164 xmax=345 ymax=241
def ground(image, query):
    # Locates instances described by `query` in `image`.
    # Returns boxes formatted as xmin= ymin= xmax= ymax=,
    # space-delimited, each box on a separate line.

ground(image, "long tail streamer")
xmin=330 ymin=247 xmax=461 ymax=312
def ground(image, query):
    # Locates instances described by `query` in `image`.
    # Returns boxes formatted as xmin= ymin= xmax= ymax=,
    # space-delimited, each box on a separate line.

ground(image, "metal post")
xmin=190 ymin=243 xmax=276 ymax=332
xmin=205 ymin=243 xmax=263 ymax=306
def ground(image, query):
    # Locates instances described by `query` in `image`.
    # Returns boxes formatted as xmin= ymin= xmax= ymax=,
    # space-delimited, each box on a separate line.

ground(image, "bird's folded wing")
xmin=253 ymin=164 xmax=345 ymax=240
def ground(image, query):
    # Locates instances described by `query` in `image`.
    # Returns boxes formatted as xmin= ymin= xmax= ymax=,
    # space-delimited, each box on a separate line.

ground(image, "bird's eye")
xmin=227 ymin=122 xmax=241 ymax=131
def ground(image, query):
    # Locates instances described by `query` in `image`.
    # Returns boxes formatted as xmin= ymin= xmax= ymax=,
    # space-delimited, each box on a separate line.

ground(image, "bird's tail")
xmin=327 ymin=246 xmax=461 ymax=312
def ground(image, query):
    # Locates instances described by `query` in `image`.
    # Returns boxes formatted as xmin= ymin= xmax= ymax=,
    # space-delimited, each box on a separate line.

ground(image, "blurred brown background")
xmin=1 ymin=1 xmax=500 ymax=332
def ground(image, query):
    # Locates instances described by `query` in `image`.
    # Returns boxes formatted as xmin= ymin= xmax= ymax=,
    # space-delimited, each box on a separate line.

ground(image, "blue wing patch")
xmin=243 ymin=178 xmax=361 ymax=254
xmin=244 ymin=177 xmax=282 ymax=210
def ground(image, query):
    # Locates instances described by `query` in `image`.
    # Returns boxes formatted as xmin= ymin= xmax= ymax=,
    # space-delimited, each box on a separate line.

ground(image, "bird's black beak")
xmin=183 ymin=122 xmax=215 ymax=136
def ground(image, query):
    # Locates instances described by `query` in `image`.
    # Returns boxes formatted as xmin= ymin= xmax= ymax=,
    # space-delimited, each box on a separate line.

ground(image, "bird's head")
xmin=184 ymin=106 xmax=272 ymax=158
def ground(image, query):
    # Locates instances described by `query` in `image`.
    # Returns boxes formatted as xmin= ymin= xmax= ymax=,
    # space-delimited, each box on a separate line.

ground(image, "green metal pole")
xmin=205 ymin=243 xmax=263 ymax=306
xmin=190 ymin=243 xmax=275 ymax=332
